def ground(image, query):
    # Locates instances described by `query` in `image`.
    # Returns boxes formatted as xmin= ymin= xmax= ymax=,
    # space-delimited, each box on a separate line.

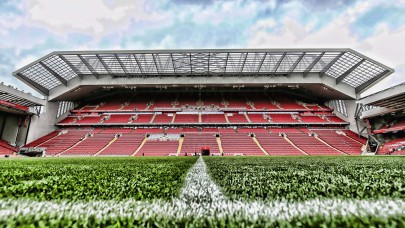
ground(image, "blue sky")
xmin=1 ymin=0 xmax=405 ymax=97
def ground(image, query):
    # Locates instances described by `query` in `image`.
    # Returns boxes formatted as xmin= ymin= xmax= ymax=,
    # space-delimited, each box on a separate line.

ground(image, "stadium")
xmin=0 ymin=48 xmax=402 ymax=157
xmin=1 ymin=48 xmax=404 ymax=227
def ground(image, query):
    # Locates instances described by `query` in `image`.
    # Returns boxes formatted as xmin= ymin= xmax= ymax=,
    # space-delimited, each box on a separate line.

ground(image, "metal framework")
xmin=13 ymin=49 xmax=394 ymax=96
xmin=0 ymin=89 xmax=43 ymax=107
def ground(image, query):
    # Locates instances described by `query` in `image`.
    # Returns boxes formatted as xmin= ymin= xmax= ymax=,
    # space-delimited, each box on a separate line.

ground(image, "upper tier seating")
xmin=132 ymin=114 xmax=153 ymax=123
xmin=374 ymin=119 xmax=405 ymax=134
xmin=246 ymin=93 xmax=280 ymax=110
xmin=121 ymin=95 xmax=150 ymax=110
xmin=327 ymin=116 xmax=347 ymax=123
xmin=98 ymin=134 xmax=144 ymax=156
xmin=132 ymin=128 xmax=164 ymax=134
xmin=175 ymin=93 xmax=199 ymax=108
xmin=152 ymin=114 xmax=173 ymax=123
xmin=201 ymin=93 xmax=224 ymax=107
xmin=300 ymin=115 xmax=328 ymax=123
xmin=148 ymin=93 xmax=177 ymax=109
xmin=270 ymin=114 xmax=298 ymax=123
xmin=100 ymin=128 xmax=133 ymax=134
xmin=174 ymin=114 xmax=199 ymax=123
xmin=201 ymin=114 xmax=226 ymax=123
xmin=75 ymin=116 xmax=102 ymax=124
xmin=221 ymin=134 xmax=264 ymax=156
xmin=256 ymin=134 xmax=304 ymax=155
xmin=287 ymin=134 xmax=343 ymax=155
xmin=58 ymin=117 xmax=77 ymax=124
xmin=96 ymin=99 xmax=124 ymax=111
xmin=312 ymin=130 xmax=363 ymax=155
xmin=273 ymin=96 xmax=306 ymax=110
xmin=104 ymin=115 xmax=133 ymax=124
xmin=248 ymin=114 xmax=268 ymax=123
xmin=181 ymin=134 xmax=220 ymax=155
xmin=268 ymin=128 xmax=303 ymax=134
xmin=223 ymin=93 xmax=251 ymax=109
xmin=237 ymin=128 xmax=268 ymax=134
xmin=63 ymin=134 xmax=115 ymax=156
xmin=227 ymin=113 xmax=248 ymax=123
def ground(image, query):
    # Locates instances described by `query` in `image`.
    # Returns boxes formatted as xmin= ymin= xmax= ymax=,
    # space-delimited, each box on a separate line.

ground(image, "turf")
xmin=0 ymin=156 xmax=197 ymax=201
xmin=204 ymin=156 xmax=405 ymax=202
xmin=0 ymin=156 xmax=404 ymax=227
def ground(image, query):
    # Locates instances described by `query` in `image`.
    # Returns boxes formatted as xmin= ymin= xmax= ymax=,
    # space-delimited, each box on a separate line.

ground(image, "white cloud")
xmin=247 ymin=1 xmax=405 ymax=96
xmin=26 ymin=0 xmax=168 ymax=37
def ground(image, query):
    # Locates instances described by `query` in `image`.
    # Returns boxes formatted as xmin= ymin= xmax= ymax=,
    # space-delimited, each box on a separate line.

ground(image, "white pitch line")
xmin=0 ymin=157 xmax=404 ymax=222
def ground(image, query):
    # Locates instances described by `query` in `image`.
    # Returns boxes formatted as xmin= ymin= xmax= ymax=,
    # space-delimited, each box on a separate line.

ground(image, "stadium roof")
xmin=13 ymin=48 xmax=394 ymax=96
xmin=359 ymin=82 xmax=405 ymax=111
xmin=0 ymin=83 xmax=45 ymax=107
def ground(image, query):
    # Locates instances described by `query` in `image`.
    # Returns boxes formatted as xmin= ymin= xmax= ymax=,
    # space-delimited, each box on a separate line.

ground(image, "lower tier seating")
xmin=136 ymin=139 xmax=179 ymax=156
xmin=98 ymin=134 xmax=144 ymax=156
xmin=221 ymin=134 xmax=264 ymax=156
xmin=378 ymin=137 xmax=405 ymax=155
xmin=62 ymin=134 xmax=114 ymax=156
xmin=256 ymin=134 xmax=304 ymax=155
xmin=287 ymin=134 xmax=342 ymax=155
xmin=312 ymin=130 xmax=363 ymax=155
xmin=0 ymin=139 xmax=17 ymax=155
xmin=22 ymin=128 xmax=371 ymax=156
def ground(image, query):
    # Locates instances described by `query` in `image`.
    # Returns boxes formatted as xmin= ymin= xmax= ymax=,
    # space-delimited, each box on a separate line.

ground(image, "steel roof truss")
xmin=95 ymin=54 xmax=114 ymax=76
xmin=114 ymin=54 xmax=130 ymax=76
xmin=336 ymin=59 xmax=366 ymax=84
xmin=38 ymin=62 xmax=67 ymax=86
xmin=58 ymin=54 xmax=83 ymax=79
xmin=78 ymin=55 xmax=99 ymax=79
xmin=273 ymin=52 xmax=287 ymax=73
xmin=320 ymin=52 xmax=345 ymax=77
xmin=304 ymin=52 xmax=325 ymax=77
xmin=287 ymin=52 xmax=306 ymax=77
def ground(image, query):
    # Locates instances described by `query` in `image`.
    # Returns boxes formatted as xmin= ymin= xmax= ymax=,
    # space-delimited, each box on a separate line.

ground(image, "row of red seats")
xmin=77 ymin=92 xmax=332 ymax=112
xmin=59 ymin=113 xmax=345 ymax=125
xmin=0 ymin=139 xmax=17 ymax=155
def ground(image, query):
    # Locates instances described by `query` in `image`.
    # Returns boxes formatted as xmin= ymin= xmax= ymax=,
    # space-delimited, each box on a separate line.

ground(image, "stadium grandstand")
xmin=0 ymin=82 xmax=45 ymax=156
xmin=6 ymin=48 xmax=403 ymax=156
xmin=358 ymin=83 xmax=405 ymax=155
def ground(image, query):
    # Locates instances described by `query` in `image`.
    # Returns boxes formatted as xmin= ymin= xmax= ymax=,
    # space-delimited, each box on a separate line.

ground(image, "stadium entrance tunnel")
xmin=201 ymin=146 xmax=210 ymax=156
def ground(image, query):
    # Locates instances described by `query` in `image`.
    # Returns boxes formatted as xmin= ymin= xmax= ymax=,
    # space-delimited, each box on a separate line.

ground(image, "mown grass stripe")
xmin=0 ymin=157 xmax=404 ymax=224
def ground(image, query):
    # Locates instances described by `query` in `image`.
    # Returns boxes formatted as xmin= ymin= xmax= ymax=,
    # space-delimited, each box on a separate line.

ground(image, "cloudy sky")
xmin=1 ymin=0 xmax=405 ymax=97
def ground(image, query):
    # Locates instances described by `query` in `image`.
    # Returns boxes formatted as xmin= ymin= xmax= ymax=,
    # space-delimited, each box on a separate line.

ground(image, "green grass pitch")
xmin=0 ymin=156 xmax=404 ymax=227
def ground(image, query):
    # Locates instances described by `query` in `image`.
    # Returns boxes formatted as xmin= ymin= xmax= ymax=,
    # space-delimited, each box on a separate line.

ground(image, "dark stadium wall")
xmin=1 ymin=114 xmax=19 ymax=145
xmin=26 ymin=101 xmax=58 ymax=145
